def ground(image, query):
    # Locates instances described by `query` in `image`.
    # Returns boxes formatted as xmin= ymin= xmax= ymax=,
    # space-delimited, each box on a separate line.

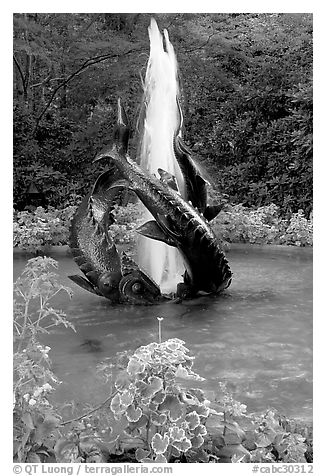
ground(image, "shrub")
xmin=13 ymin=206 xmax=77 ymax=252
xmin=212 ymin=203 xmax=312 ymax=246
xmin=107 ymin=203 xmax=144 ymax=253
xmin=56 ymin=326 xmax=313 ymax=464
xmin=13 ymin=257 xmax=75 ymax=462
xmin=279 ymin=209 xmax=313 ymax=246
xmin=211 ymin=203 xmax=281 ymax=245
xmin=13 ymin=202 xmax=313 ymax=255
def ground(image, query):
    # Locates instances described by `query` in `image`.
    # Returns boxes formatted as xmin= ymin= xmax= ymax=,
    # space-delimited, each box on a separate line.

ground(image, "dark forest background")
xmin=13 ymin=13 xmax=312 ymax=216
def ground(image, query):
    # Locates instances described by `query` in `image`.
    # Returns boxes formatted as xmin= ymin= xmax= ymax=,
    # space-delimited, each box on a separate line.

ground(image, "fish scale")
xmin=96 ymin=144 xmax=232 ymax=296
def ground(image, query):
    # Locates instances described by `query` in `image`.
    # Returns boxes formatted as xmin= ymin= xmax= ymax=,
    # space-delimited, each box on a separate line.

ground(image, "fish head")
xmin=97 ymin=270 xmax=122 ymax=303
xmin=119 ymin=252 xmax=162 ymax=305
xmin=118 ymin=270 xmax=162 ymax=305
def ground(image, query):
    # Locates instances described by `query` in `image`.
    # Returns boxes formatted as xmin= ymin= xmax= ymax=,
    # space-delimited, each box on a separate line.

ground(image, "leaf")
xmin=155 ymin=454 xmax=168 ymax=463
xmin=255 ymin=433 xmax=274 ymax=448
xmin=223 ymin=420 xmax=246 ymax=440
xmin=151 ymin=390 xmax=166 ymax=404
xmin=115 ymin=370 xmax=131 ymax=391
xmin=151 ymin=433 xmax=169 ymax=455
xmin=224 ymin=432 xmax=243 ymax=445
xmin=127 ymin=358 xmax=145 ymax=376
xmin=135 ymin=448 xmax=150 ymax=462
xmin=120 ymin=436 xmax=146 ymax=451
xmin=274 ymin=431 xmax=286 ymax=448
xmin=34 ymin=415 xmax=60 ymax=443
xmin=124 ymin=414 xmax=149 ymax=436
xmin=148 ymin=401 xmax=158 ymax=411
xmin=172 ymin=437 xmax=192 ymax=453
xmin=158 ymin=394 xmax=184 ymax=422
xmin=185 ymin=411 xmax=200 ymax=430
xmin=135 ymin=379 xmax=147 ymax=393
xmin=186 ymin=447 xmax=210 ymax=463
xmin=151 ymin=411 xmax=167 ymax=426
xmin=193 ymin=424 xmax=207 ymax=436
xmin=170 ymin=445 xmax=180 ymax=457
xmin=86 ymin=453 xmax=106 ymax=463
xmin=164 ymin=370 xmax=175 ymax=382
xmin=175 ymin=364 xmax=190 ymax=379
xmin=189 ymin=388 xmax=206 ymax=402
xmin=166 ymin=339 xmax=185 ymax=351
xmin=169 ymin=426 xmax=185 ymax=441
xmin=190 ymin=434 xmax=204 ymax=449
xmin=175 ymin=364 xmax=205 ymax=381
xmin=110 ymin=393 xmax=122 ymax=415
xmin=140 ymin=376 xmax=163 ymax=399
xmin=120 ymin=390 xmax=134 ymax=407
xmin=188 ymin=403 xmax=210 ymax=418
xmin=26 ymin=451 xmax=42 ymax=463
xmin=22 ymin=412 xmax=35 ymax=430
xmin=54 ymin=438 xmax=78 ymax=463
xmin=126 ymin=404 xmax=142 ymax=423
xmin=215 ymin=443 xmax=250 ymax=460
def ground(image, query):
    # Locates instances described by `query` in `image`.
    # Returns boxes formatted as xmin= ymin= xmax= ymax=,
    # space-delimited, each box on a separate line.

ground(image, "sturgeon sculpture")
xmin=94 ymin=99 xmax=232 ymax=299
xmin=173 ymin=99 xmax=224 ymax=220
xmin=68 ymin=163 xmax=163 ymax=305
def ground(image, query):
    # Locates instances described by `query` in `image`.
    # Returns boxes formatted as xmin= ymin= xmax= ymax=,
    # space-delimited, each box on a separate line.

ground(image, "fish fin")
xmin=176 ymin=96 xmax=184 ymax=135
xmin=79 ymin=262 xmax=94 ymax=274
xmin=86 ymin=270 xmax=101 ymax=282
xmin=193 ymin=173 xmax=209 ymax=211
xmin=107 ymin=179 xmax=132 ymax=192
xmin=120 ymin=251 xmax=140 ymax=276
xmin=136 ymin=220 xmax=177 ymax=247
xmin=114 ymin=97 xmax=130 ymax=153
xmin=196 ymin=173 xmax=210 ymax=188
xmin=91 ymin=168 xmax=123 ymax=196
xmin=175 ymin=134 xmax=191 ymax=155
xmin=203 ymin=204 xmax=224 ymax=221
xmin=157 ymin=168 xmax=179 ymax=192
xmin=88 ymin=169 xmax=127 ymax=227
xmin=157 ymin=214 xmax=183 ymax=243
xmin=68 ymin=275 xmax=100 ymax=295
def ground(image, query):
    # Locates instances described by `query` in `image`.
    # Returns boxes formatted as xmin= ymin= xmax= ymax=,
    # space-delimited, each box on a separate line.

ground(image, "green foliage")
xmin=107 ymin=203 xmax=144 ymax=253
xmin=13 ymin=13 xmax=312 ymax=214
xmin=108 ymin=337 xmax=212 ymax=463
xmin=212 ymin=203 xmax=313 ymax=247
xmin=13 ymin=257 xmax=75 ymax=462
xmin=206 ymin=383 xmax=312 ymax=463
xmin=13 ymin=206 xmax=77 ymax=252
xmin=278 ymin=209 xmax=313 ymax=246
xmin=55 ymin=336 xmax=313 ymax=464
xmin=13 ymin=202 xmax=313 ymax=255
xmin=182 ymin=14 xmax=312 ymax=216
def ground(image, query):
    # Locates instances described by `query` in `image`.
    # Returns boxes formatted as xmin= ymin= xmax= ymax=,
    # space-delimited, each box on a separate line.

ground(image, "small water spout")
xmin=138 ymin=18 xmax=185 ymax=292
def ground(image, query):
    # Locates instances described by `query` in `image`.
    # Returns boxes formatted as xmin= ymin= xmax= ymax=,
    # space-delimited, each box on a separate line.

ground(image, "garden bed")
xmin=13 ymin=203 xmax=313 ymax=255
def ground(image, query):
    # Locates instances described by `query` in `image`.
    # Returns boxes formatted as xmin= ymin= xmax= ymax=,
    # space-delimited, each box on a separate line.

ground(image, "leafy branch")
xmin=33 ymin=47 xmax=141 ymax=134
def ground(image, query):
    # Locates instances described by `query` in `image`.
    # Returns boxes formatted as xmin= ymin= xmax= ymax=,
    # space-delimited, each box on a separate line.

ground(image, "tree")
xmin=13 ymin=13 xmax=312 ymax=215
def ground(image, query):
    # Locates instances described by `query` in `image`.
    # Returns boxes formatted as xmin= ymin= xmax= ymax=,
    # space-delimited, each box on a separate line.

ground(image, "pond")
xmin=13 ymin=245 xmax=313 ymax=422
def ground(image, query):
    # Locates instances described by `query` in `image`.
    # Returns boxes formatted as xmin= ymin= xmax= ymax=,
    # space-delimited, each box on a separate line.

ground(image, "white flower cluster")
xmin=23 ymin=382 xmax=53 ymax=406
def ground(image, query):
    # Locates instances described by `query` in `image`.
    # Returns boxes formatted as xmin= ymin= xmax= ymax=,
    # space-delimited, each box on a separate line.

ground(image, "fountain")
xmin=138 ymin=18 xmax=185 ymax=292
xmin=68 ymin=17 xmax=232 ymax=302
xmin=13 ymin=18 xmax=313 ymax=426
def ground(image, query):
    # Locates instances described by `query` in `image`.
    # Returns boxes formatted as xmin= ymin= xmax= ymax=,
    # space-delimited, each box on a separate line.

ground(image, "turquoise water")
xmin=13 ymin=246 xmax=313 ymax=421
